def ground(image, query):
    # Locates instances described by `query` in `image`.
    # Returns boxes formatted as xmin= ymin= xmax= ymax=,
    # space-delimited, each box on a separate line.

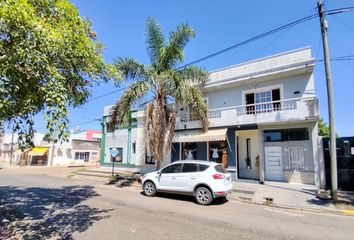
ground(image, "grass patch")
xmin=67 ymin=168 xmax=86 ymax=178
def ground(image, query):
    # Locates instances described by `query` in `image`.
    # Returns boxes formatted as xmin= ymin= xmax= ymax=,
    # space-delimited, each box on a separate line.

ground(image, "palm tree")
xmin=110 ymin=18 xmax=209 ymax=169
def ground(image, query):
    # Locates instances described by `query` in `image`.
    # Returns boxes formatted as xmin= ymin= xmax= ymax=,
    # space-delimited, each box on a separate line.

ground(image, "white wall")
xmin=203 ymin=73 xmax=315 ymax=110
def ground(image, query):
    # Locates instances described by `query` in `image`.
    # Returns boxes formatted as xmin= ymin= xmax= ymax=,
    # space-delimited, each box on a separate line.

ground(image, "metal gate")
xmin=323 ymin=137 xmax=354 ymax=191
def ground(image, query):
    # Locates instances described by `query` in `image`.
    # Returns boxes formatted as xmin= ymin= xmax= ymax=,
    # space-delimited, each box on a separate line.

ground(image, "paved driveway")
xmin=0 ymin=170 xmax=353 ymax=240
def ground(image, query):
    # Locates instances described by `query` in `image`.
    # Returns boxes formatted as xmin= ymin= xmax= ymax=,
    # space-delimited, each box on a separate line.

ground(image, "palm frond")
xmin=159 ymin=23 xmax=195 ymax=70
xmin=167 ymin=71 xmax=208 ymax=130
xmin=109 ymin=80 xmax=150 ymax=127
xmin=179 ymin=66 xmax=209 ymax=84
xmin=146 ymin=18 xmax=165 ymax=66
xmin=113 ymin=57 xmax=148 ymax=81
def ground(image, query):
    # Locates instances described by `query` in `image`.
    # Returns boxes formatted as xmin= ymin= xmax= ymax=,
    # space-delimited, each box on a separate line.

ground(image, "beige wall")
xmin=236 ymin=130 xmax=260 ymax=180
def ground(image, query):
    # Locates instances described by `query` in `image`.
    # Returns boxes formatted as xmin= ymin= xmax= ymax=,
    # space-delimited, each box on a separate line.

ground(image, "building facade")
xmin=101 ymin=47 xmax=325 ymax=187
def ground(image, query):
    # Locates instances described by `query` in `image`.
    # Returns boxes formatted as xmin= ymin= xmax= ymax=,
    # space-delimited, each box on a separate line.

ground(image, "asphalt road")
xmin=0 ymin=170 xmax=353 ymax=240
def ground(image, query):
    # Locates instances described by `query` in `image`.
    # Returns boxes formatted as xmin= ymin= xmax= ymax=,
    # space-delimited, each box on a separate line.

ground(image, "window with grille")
xmin=288 ymin=147 xmax=304 ymax=171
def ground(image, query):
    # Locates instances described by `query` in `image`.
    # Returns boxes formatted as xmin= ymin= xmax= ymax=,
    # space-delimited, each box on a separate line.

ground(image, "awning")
xmin=173 ymin=128 xmax=228 ymax=143
xmin=28 ymin=147 xmax=48 ymax=156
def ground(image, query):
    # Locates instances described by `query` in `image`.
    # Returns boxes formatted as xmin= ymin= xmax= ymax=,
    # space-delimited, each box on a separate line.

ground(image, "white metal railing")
xmin=177 ymin=97 xmax=317 ymax=122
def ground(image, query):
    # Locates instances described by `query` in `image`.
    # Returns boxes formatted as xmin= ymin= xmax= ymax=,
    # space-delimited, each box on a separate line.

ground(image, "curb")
xmin=228 ymin=196 xmax=354 ymax=217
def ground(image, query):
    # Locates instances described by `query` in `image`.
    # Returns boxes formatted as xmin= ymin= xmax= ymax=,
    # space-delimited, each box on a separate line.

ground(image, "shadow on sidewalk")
xmin=0 ymin=185 xmax=112 ymax=239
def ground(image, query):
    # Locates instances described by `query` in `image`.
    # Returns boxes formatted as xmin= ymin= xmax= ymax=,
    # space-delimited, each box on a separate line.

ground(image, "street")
xmin=1 ymin=170 xmax=354 ymax=240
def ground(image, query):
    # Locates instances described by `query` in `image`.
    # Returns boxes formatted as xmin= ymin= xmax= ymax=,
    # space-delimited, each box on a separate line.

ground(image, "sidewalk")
xmin=230 ymin=180 xmax=354 ymax=215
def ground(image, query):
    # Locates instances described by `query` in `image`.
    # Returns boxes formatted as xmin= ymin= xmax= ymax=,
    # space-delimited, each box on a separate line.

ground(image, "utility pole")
xmin=317 ymin=0 xmax=338 ymax=201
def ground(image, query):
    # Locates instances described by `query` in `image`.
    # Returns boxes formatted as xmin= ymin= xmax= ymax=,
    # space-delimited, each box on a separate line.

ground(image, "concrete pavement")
xmin=1 ymin=169 xmax=354 ymax=239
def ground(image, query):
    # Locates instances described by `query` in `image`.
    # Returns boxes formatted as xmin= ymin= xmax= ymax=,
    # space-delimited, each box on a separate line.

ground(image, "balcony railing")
xmin=177 ymin=97 xmax=318 ymax=128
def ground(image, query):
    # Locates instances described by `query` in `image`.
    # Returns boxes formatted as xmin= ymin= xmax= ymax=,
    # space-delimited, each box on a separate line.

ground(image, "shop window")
xmin=209 ymin=141 xmax=226 ymax=163
xmin=183 ymin=143 xmax=197 ymax=160
xmin=75 ymin=152 xmax=90 ymax=162
xmin=109 ymin=147 xmax=123 ymax=162
xmin=145 ymin=154 xmax=155 ymax=165
xmin=264 ymin=128 xmax=309 ymax=142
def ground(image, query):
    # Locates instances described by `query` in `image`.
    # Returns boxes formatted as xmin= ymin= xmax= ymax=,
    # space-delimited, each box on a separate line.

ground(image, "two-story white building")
xmin=100 ymin=47 xmax=325 ymax=188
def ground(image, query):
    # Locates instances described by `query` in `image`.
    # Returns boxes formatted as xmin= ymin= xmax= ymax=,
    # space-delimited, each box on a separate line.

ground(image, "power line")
xmin=179 ymin=14 xmax=318 ymax=68
xmin=87 ymin=87 xmax=128 ymax=102
xmin=179 ymin=6 xmax=354 ymax=69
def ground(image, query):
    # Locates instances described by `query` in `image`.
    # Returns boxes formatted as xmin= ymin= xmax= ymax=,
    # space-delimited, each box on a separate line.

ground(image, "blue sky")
xmin=32 ymin=0 xmax=354 ymax=136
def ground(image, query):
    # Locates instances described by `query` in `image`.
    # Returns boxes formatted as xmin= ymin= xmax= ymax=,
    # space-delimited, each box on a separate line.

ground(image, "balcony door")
xmin=245 ymin=88 xmax=280 ymax=114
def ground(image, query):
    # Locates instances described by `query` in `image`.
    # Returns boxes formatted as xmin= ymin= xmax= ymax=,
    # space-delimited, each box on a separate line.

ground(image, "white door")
xmin=265 ymin=146 xmax=283 ymax=181
xmin=175 ymin=163 xmax=199 ymax=193
xmin=158 ymin=163 xmax=183 ymax=191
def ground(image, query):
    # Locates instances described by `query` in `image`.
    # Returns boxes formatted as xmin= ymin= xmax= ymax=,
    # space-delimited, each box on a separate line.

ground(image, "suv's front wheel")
xmin=143 ymin=181 xmax=157 ymax=197
xmin=195 ymin=186 xmax=213 ymax=205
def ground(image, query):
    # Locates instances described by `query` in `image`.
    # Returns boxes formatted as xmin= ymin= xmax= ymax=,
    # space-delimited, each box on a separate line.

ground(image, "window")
xmin=109 ymin=147 xmax=123 ymax=162
xmin=198 ymin=164 xmax=209 ymax=172
xmin=264 ymin=128 xmax=309 ymax=142
xmin=214 ymin=165 xmax=228 ymax=173
xmin=75 ymin=152 xmax=90 ymax=162
xmin=132 ymin=142 xmax=136 ymax=154
xmin=245 ymin=88 xmax=281 ymax=114
xmin=161 ymin=163 xmax=182 ymax=174
xmin=145 ymin=155 xmax=155 ymax=165
xmin=288 ymin=147 xmax=304 ymax=171
xmin=246 ymin=138 xmax=251 ymax=169
xmin=255 ymin=91 xmax=272 ymax=112
xmin=182 ymin=163 xmax=198 ymax=173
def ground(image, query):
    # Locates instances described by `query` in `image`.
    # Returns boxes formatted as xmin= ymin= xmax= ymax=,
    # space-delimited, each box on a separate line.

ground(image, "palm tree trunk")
xmin=152 ymin=94 xmax=166 ymax=170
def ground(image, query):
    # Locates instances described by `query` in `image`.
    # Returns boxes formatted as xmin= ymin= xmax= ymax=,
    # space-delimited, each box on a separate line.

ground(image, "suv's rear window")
xmin=182 ymin=163 xmax=198 ymax=173
xmin=198 ymin=164 xmax=209 ymax=172
xmin=214 ymin=165 xmax=228 ymax=173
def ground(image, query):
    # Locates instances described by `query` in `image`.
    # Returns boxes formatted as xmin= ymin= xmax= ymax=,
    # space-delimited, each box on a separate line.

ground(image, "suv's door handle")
xmin=191 ymin=176 xmax=196 ymax=180
xmin=171 ymin=177 xmax=176 ymax=180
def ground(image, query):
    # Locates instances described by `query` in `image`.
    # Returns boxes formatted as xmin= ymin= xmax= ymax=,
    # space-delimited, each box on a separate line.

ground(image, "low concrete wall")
xmin=283 ymin=170 xmax=315 ymax=185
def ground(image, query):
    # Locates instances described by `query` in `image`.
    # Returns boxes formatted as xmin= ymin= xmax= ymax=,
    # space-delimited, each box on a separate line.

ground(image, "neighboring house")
xmin=0 ymin=130 xmax=101 ymax=166
xmin=0 ymin=132 xmax=44 ymax=165
xmin=49 ymin=130 xmax=101 ymax=166
xmin=101 ymin=47 xmax=325 ymax=188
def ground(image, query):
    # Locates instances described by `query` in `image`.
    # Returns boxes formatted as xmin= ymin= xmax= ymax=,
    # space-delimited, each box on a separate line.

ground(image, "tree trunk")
xmin=155 ymin=159 xmax=161 ymax=170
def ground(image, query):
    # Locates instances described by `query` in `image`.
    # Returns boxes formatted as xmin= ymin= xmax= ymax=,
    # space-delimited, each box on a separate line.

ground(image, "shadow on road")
xmin=0 ymin=185 xmax=112 ymax=239
xmin=140 ymin=191 xmax=229 ymax=205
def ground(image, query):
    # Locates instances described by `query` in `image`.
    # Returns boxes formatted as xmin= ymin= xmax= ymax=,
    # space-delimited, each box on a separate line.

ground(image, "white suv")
xmin=141 ymin=160 xmax=233 ymax=205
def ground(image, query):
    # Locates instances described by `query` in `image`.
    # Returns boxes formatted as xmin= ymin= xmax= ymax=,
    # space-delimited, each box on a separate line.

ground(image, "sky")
xmin=31 ymin=0 xmax=354 ymax=136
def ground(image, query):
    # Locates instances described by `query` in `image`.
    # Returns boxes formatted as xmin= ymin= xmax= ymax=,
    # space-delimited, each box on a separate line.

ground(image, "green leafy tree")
xmin=0 ymin=0 xmax=117 ymax=147
xmin=318 ymin=118 xmax=330 ymax=137
xmin=110 ymin=18 xmax=209 ymax=169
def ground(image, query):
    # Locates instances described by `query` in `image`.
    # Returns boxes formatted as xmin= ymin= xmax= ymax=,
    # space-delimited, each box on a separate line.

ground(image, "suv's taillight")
xmin=212 ymin=173 xmax=225 ymax=179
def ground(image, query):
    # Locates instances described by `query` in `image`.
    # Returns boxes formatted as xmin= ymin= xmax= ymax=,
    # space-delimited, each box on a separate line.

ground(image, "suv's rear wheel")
xmin=195 ymin=186 xmax=213 ymax=205
xmin=143 ymin=181 xmax=156 ymax=197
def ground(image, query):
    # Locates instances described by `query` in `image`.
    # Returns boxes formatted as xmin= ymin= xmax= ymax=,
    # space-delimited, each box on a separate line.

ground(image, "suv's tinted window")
xmin=161 ymin=163 xmax=182 ymax=174
xmin=182 ymin=163 xmax=198 ymax=173
xmin=198 ymin=164 xmax=209 ymax=172
xmin=214 ymin=165 xmax=228 ymax=173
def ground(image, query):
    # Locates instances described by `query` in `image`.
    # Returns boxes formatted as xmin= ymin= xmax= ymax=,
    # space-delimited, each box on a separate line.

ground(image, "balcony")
xmin=176 ymin=97 xmax=319 ymax=130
